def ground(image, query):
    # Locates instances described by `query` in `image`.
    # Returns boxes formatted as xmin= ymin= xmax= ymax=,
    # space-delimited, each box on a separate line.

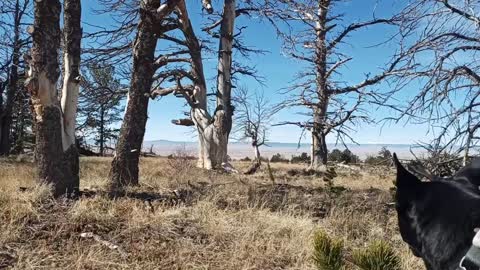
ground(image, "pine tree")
xmin=78 ymin=64 xmax=124 ymax=156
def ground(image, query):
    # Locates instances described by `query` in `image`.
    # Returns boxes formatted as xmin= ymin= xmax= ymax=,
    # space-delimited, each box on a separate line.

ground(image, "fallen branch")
xmin=80 ymin=232 xmax=128 ymax=258
xmin=244 ymin=161 xmax=261 ymax=175
xmin=222 ymin=162 xmax=239 ymax=174
xmin=335 ymin=163 xmax=361 ymax=172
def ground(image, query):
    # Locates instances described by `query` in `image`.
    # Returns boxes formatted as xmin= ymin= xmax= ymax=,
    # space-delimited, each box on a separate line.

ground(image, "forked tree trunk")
xmin=193 ymin=111 xmax=228 ymax=169
xmin=173 ymin=0 xmax=226 ymax=170
xmin=173 ymin=0 xmax=236 ymax=170
xmin=26 ymin=0 xmax=70 ymax=196
xmin=61 ymin=0 xmax=82 ymax=193
xmin=109 ymin=0 xmax=158 ymax=189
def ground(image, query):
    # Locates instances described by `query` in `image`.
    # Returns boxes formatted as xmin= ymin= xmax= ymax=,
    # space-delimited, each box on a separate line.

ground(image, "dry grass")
xmin=0 ymin=157 xmax=424 ymax=270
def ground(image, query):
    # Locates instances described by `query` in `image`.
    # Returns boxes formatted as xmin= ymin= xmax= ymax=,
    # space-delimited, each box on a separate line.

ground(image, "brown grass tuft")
xmin=0 ymin=157 xmax=424 ymax=269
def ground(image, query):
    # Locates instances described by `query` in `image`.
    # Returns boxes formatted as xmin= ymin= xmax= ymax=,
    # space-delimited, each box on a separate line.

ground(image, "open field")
xmin=142 ymin=141 xmax=420 ymax=160
xmin=0 ymin=157 xmax=424 ymax=269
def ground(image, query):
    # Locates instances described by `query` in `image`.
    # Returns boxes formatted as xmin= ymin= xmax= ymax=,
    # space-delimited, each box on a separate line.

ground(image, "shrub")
xmin=409 ymin=151 xmax=462 ymax=177
xmin=270 ymin=153 xmax=289 ymax=163
xmin=352 ymin=241 xmax=401 ymax=270
xmin=341 ymin=149 xmax=360 ymax=164
xmin=364 ymin=147 xmax=392 ymax=165
xmin=291 ymin=152 xmax=310 ymax=164
xmin=329 ymin=149 xmax=360 ymax=164
xmin=166 ymin=146 xmax=195 ymax=182
xmin=378 ymin=147 xmax=392 ymax=160
xmin=364 ymin=155 xmax=382 ymax=165
xmin=240 ymin=156 xmax=252 ymax=162
xmin=328 ymin=149 xmax=343 ymax=163
xmin=312 ymin=230 xmax=345 ymax=270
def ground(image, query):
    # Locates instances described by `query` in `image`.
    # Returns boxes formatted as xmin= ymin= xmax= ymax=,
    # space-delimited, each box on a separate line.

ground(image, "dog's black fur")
xmin=393 ymin=154 xmax=480 ymax=270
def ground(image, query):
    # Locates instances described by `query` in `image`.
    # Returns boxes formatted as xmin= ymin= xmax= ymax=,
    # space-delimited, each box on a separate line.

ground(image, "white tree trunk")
xmin=174 ymin=0 xmax=235 ymax=171
xmin=61 ymin=0 xmax=82 ymax=193
xmin=254 ymin=144 xmax=261 ymax=162
xmin=213 ymin=0 xmax=236 ymax=166
xmin=61 ymin=54 xmax=79 ymax=151
xmin=192 ymin=107 xmax=226 ymax=170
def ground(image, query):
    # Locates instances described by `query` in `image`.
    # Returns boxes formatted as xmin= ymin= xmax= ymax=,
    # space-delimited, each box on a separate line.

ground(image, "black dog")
xmin=393 ymin=153 xmax=480 ymax=270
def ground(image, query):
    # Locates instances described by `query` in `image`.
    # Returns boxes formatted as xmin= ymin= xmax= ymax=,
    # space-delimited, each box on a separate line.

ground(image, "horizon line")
xmin=144 ymin=139 xmax=418 ymax=146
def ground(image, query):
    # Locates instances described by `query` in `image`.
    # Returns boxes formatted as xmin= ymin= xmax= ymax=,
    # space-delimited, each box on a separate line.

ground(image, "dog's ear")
xmin=393 ymin=153 xmax=420 ymax=188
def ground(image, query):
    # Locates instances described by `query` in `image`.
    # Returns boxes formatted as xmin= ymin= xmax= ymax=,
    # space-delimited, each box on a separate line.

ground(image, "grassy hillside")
xmin=0 ymin=157 xmax=424 ymax=269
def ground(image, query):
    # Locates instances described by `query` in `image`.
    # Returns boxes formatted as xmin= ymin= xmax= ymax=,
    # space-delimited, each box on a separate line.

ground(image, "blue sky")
xmin=81 ymin=0 xmax=433 ymax=145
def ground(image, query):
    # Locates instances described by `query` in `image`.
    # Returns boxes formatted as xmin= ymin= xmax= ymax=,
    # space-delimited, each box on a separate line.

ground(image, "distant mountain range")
xmin=145 ymin=139 xmax=414 ymax=147
xmin=143 ymin=139 xmax=421 ymax=159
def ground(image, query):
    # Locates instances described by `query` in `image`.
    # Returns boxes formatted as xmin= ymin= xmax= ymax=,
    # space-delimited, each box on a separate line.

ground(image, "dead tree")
xmin=233 ymin=86 xmax=275 ymax=174
xmin=265 ymin=0 xmax=405 ymax=170
xmin=62 ymin=0 xmax=82 ymax=192
xmin=23 ymin=0 xmax=81 ymax=196
xmin=0 ymin=0 xmax=31 ymax=155
xmin=108 ymin=0 xmax=178 ymax=188
xmin=83 ymin=0 xmax=203 ymax=187
xmin=152 ymin=0 xmax=262 ymax=170
xmin=25 ymin=0 xmax=69 ymax=196
xmin=388 ymin=0 xmax=480 ymax=162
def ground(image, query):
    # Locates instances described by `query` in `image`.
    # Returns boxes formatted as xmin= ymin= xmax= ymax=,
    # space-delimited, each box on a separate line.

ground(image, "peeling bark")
xmin=193 ymin=112 xmax=227 ymax=170
xmin=174 ymin=0 xmax=236 ymax=170
xmin=26 ymin=0 xmax=80 ymax=196
xmin=61 ymin=0 xmax=82 ymax=192
xmin=109 ymin=0 xmax=159 ymax=189
xmin=34 ymin=105 xmax=71 ymax=195
xmin=214 ymin=0 xmax=236 ymax=165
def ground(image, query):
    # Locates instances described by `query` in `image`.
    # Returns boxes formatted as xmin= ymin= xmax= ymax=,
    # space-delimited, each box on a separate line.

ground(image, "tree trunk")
xmin=174 ymin=1 xmax=221 ymax=170
xmin=0 ymin=0 xmax=22 ymax=155
xmin=26 ymin=0 xmax=70 ymax=196
xmin=213 ymin=0 xmax=236 ymax=166
xmin=61 ymin=0 xmax=82 ymax=193
xmin=244 ymin=143 xmax=261 ymax=175
xmin=311 ymin=128 xmax=328 ymax=170
xmin=174 ymin=0 xmax=236 ymax=170
xmin=0 ymin=68 xmax=17 ymax=155
xmin=193 ymin=114 xmax=228 ymax=170
xmin=0 ymin=87 xmax=3 ymax=154
xmin=464 ymin=129 xmax=473 ymax=166
xmin=109 ymin=0 xmax=158 ymax=189
xmin=12 ymin=106 xmax=25 ymax=154
xmin=310 ymin=1 xmax=330 ymax=171
xmin=254 ymin=144 xmax=261 ymax=162
xmin=99 ymin=105 xmax=105 ymax=156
